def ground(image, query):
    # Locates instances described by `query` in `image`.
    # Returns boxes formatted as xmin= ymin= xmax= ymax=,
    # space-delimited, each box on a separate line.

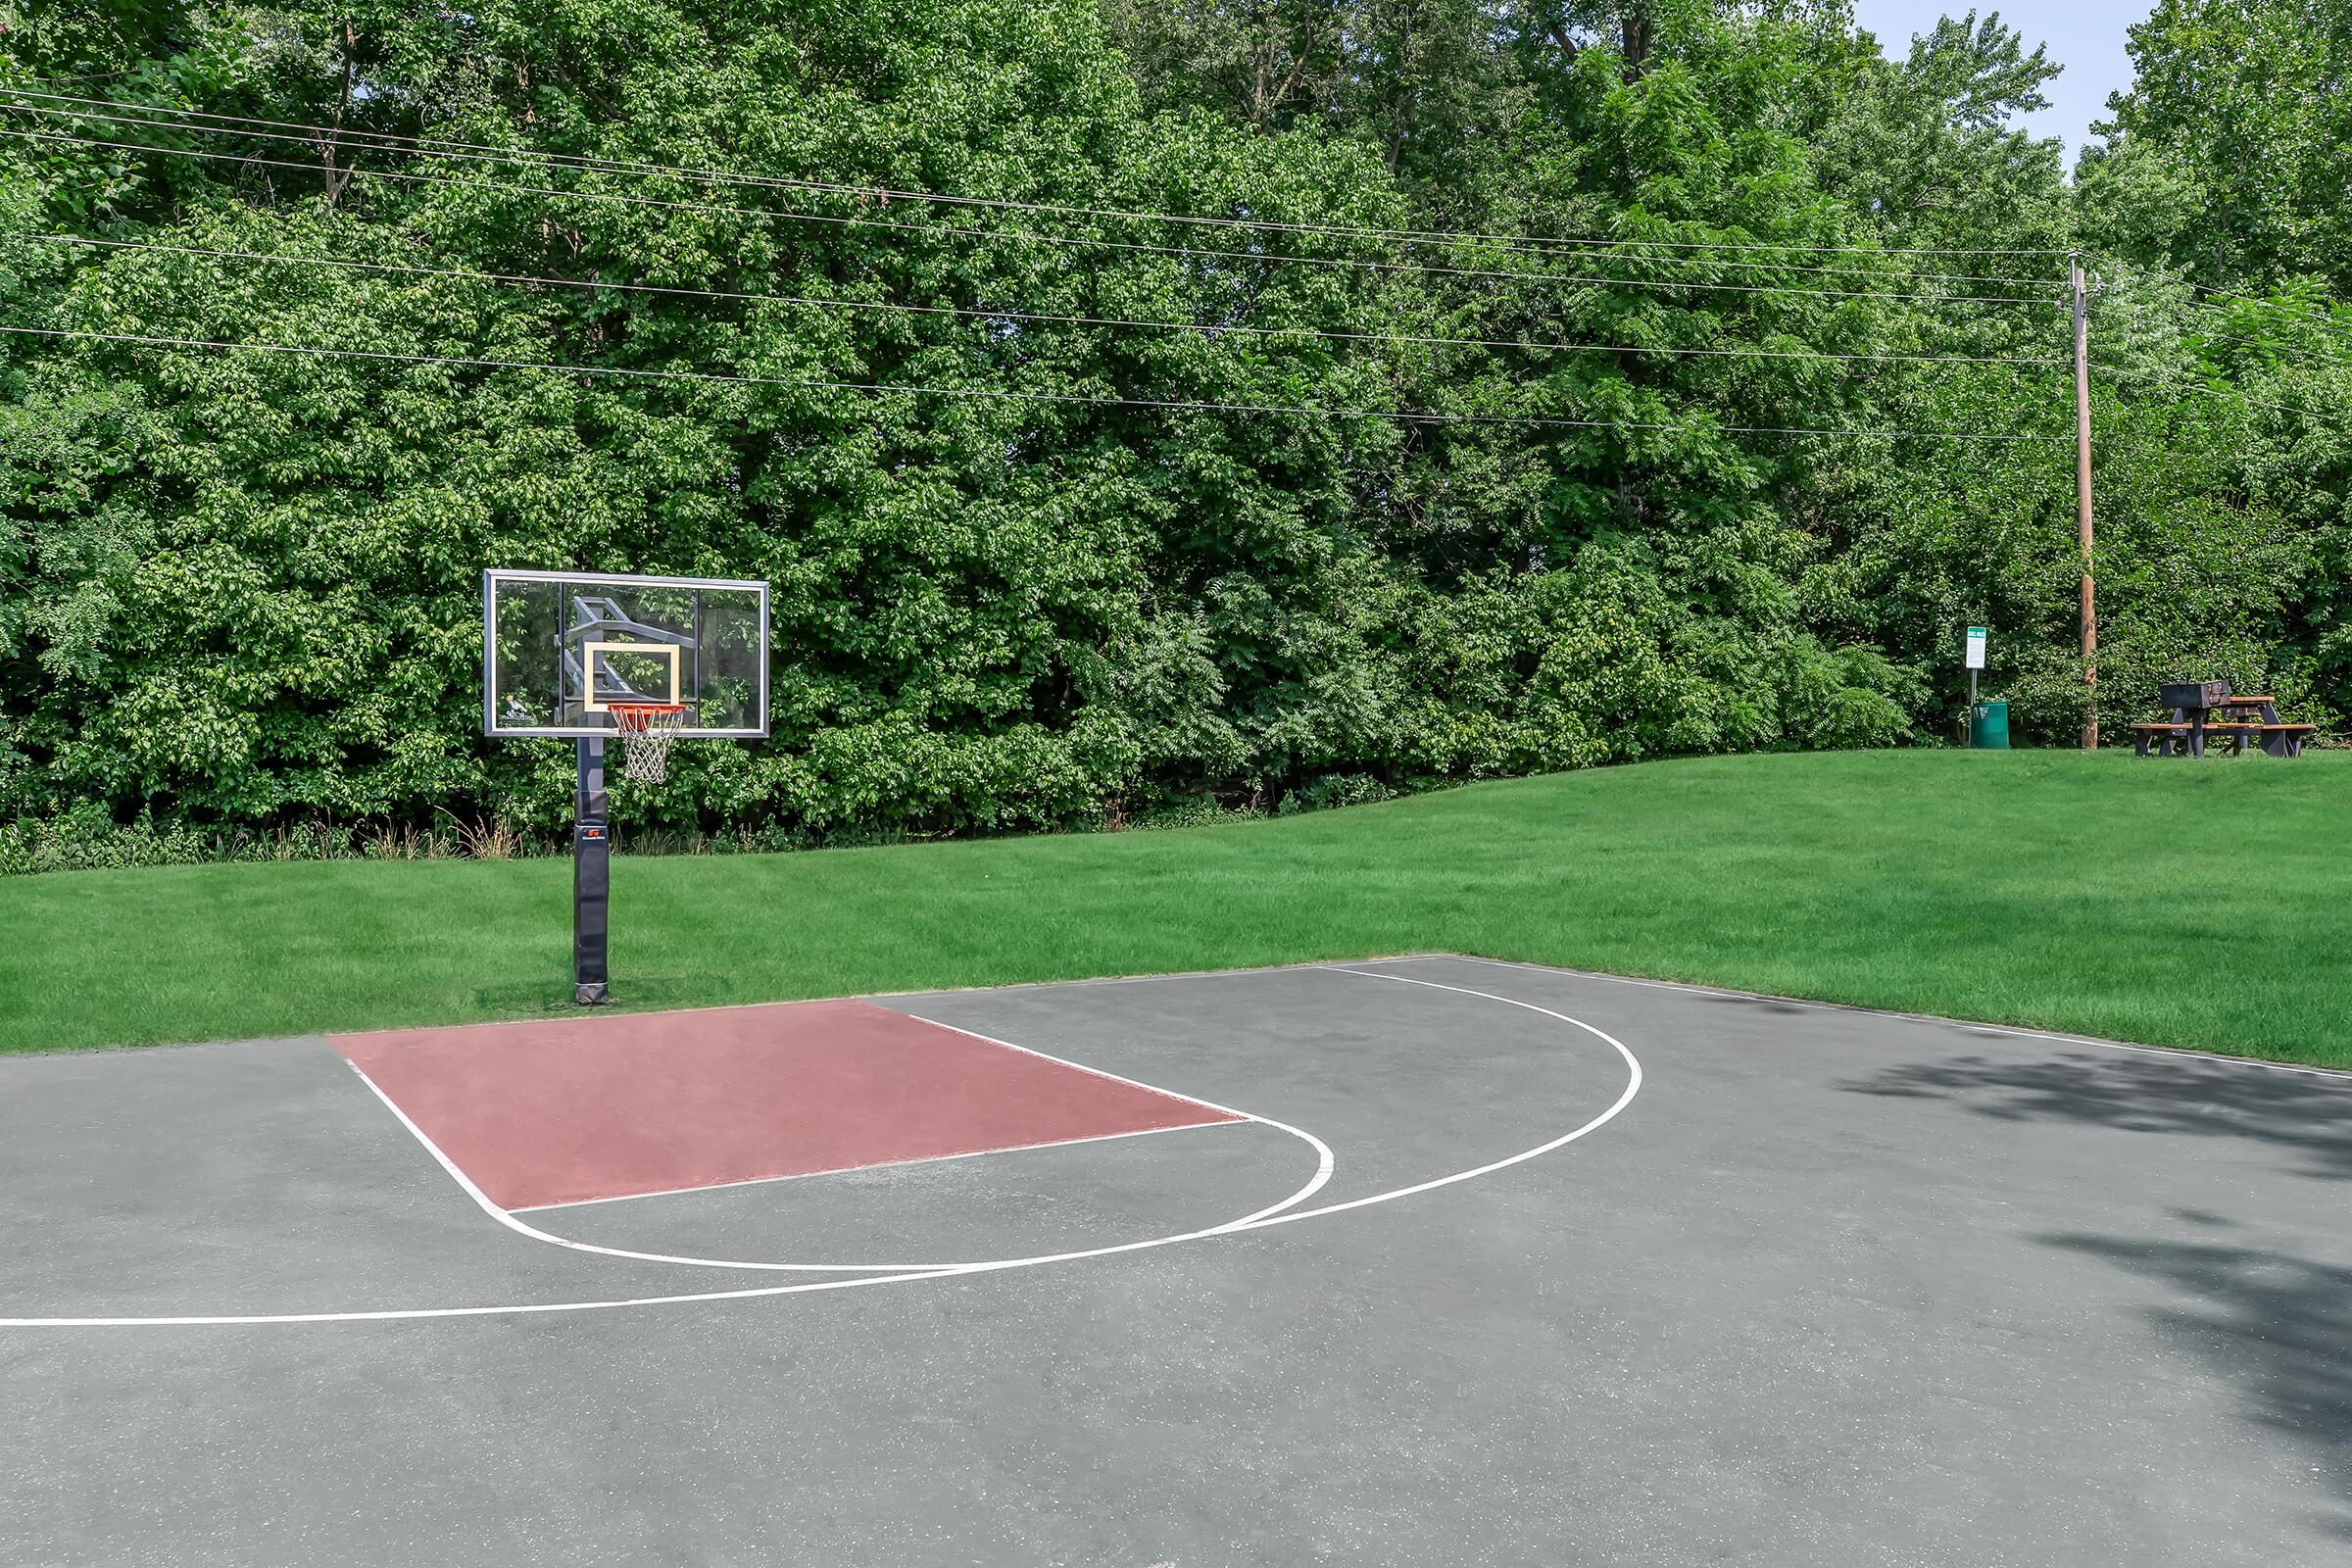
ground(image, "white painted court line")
xmin=0 ymin=969 xmax=1641 ymax=1327
xmin=862 ymin=954 xmax=1446 ymax=1002
xmin=1397 ymin=954 xmax=2352 ymax=1083
xmin=358 ymin=1051 xmax=1334 ymax=1275
xmin=1254 ymin=967 xmax=1645 ymax=1227
xmin=272 ymin=956 xmax=1446 ymax=1053
xmin=894 ymin=1010 xmax=1265 ymax=1120
xmin=510 ymin=1120 xmax=1249 ymax=1214
xmin=493 ymin=1011 xmax=1336 ymax=1271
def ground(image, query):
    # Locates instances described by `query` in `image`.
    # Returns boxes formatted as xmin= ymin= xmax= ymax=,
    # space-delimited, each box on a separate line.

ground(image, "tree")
xmin=2096 ymin=0 xmax=2352 ymax=293
xmin=1 ymin=0 xmax=2340 ymax=859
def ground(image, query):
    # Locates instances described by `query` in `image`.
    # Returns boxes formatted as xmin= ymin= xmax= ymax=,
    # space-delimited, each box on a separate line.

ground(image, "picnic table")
xmin=2133 ymin=680 xmax=2317 ymax=758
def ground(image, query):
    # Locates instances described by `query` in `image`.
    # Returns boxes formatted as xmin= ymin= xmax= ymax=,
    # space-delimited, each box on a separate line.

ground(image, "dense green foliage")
xmin=6 ymin=752 xmax=2348 ymax=1065
xmin=1 ymin=0 xmax=2344 ymax=849
xmin=2089 ymin=0 xmax=2352 ymax=294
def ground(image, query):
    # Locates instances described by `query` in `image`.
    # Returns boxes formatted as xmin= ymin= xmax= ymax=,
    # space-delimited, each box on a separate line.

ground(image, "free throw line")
xmin=510 ymin=1120 xmax=1248 ymax=1213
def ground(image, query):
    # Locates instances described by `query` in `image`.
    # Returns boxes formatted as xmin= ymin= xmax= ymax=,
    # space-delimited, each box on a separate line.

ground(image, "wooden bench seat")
xmin=2133 ymin=720 xmax=2310 ymax=731
xmin=2135 ymin=719 xmax=2318 ymax=757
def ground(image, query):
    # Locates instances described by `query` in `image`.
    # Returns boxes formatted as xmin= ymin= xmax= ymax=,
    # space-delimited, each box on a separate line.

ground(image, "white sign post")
xmin=1965 ymin=625 xmax=1988 ymax=704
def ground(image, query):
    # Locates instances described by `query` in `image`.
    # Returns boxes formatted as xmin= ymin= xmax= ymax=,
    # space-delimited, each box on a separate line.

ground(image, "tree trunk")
xmin=1621 ymin=5 xmax=1651 ymax=82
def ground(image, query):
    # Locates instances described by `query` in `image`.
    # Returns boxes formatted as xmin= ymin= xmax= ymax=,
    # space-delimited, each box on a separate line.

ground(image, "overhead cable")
xmin=2177 ymin=278 xmax=2352 ymax=339
xmin=1 ymin=88 xmax=2077 ymax=264
xmin=2089 ymin=360 xmax=2328 ymax=419
xmin=0 ymin=125 xmax=2067 ymax=309
xmin=2092 ymin=294 xmax=2350 ymax=369
xmin=30 ymin=234 xmax=2072 ymax=369
xmin=0 ymin=322 xmax=2074 ymax=441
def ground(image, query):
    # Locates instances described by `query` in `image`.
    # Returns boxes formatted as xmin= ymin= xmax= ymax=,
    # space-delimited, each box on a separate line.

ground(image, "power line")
xmin=29 ymin=233 xmax=2072 ymax=369
xmin=2093 ymin=294 xmax=2350 ymax=371
xmin=5 ymin=114 xmax=2067 ymax=302
xmin=2 ymin=88 xmax=2076 ymax=264
xmin=0 ymin=322 xmax=2073 ymax=441
xmin=2177 ymin=277 xmax=2352 ymax=340
xmin=2090 ymin=360 xmax=2328 ymax=419
xmin=2095 ymin=263 xmax=2352 ymax=360
xmin=2081 ymin=275 xmax=2340 ymax=412
xmin=0 ymin=124 xmax=2068 ymax=310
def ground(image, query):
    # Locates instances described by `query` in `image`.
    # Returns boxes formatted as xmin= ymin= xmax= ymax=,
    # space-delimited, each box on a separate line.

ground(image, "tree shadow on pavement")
xmin=2039 ymin=1227 xmax=2352 ymax=1542
xmin=1838 ymin=1050 xmax=2352 ymax=1183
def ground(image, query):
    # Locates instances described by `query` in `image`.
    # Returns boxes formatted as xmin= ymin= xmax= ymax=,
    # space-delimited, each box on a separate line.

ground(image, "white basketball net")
xmin=609 ymin=704 xmax=686 ymax=785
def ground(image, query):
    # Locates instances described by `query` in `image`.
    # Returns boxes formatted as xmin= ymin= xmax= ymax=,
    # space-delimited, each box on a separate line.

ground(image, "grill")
xmin=2158 ymin=680 xmax=2230 ymax=711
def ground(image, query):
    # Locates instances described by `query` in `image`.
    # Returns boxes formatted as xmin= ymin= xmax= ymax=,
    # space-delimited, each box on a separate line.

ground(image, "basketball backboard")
xmin=481 ymin=569 xmax=769 ymax=738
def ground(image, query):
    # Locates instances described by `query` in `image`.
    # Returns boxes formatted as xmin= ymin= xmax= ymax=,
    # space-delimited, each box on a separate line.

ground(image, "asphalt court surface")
xmin=4 ymin=956 xmax=2350 ymax=1565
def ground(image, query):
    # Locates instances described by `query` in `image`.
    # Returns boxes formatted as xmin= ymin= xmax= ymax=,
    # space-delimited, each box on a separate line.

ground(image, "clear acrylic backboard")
xmin=481 ymin=569 xmax=769 ymax=738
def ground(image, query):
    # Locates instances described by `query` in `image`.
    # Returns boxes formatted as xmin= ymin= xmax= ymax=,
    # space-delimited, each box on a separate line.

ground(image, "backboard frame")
xmin=480 ymin=568 xmax=771 ymax=740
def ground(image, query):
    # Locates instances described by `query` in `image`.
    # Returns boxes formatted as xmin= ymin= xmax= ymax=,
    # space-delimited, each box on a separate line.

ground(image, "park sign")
xmin=1965 ymin=626 xmax=1988 ymax=670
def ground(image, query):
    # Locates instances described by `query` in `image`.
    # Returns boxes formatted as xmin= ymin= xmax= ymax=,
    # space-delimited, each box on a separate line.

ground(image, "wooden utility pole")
xmin=2072 ymin=255 xmax=2097 ymax=749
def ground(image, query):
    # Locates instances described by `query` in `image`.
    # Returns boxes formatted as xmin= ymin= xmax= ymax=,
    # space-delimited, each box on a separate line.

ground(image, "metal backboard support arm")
xmin=573 ymin=737 xmax=611 ymax=1004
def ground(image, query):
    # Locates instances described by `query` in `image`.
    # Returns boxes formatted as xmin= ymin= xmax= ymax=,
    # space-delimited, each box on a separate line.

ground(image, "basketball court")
xmin=5 ymin=955 xmax=2349 ymax=1564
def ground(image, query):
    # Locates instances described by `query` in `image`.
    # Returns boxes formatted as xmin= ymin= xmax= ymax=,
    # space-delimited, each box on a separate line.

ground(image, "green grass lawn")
xmin=4 ymin=749 xmax=2347 ymax=1065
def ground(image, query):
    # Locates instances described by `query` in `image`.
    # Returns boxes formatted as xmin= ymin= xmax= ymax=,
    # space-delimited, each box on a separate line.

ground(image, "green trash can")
xmin=1969 ymin=700 xmax=2011 ymax=750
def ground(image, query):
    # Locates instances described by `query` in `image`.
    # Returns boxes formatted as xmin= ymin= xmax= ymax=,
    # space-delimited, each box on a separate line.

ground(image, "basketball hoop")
xmin=483 ymin=569 xmax=770 ymax=1004
xmin=607 ymin=703 xmax=686 ymax=784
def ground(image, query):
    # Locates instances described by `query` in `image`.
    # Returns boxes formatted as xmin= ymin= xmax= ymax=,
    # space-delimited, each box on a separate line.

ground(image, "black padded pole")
xmin=573 ymin=736 xmax=611 ymax=1004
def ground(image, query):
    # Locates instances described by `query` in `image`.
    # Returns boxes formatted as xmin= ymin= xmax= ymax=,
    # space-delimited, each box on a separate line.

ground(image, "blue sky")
xmin=1848 ymin=2 xmax=2145 ymax=160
